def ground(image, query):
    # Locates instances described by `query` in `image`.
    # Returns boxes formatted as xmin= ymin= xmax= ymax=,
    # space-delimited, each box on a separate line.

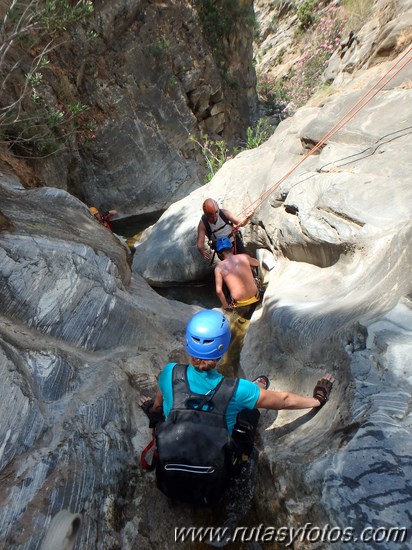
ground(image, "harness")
xmin=201 ymin=209 xmax=234 ymax=246
xmin=202 ymin=210 xmax=245 ymax=259
xmin=231 ymin=290 xmax=260 ymax=308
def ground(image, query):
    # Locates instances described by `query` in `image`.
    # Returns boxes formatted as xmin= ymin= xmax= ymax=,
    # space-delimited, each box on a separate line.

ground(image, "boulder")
xmin=0 ymin=176 xmax=197 ymax=548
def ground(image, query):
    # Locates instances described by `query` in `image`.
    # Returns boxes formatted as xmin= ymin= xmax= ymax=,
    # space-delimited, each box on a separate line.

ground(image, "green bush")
xmin=257 ymin=3 xmax=345 ymax=113
xmin=191 ymin=118 xmax=274 ymax=183
xmin=242 ymin=118 xmax=274 ymax=149
xmin=296 ymin=0 xmax=320 ymax=30
xmin=190 ymin=133 xmax=231 ymax=183
xmin=40 ymin=0 xmax=93 ymax=31
xmin=0 ymin=0 xmax=95 ymax=156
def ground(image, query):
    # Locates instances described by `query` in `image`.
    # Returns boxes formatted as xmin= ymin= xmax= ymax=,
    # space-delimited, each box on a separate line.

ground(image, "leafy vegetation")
xmin=257 ymin=2 xmax=345 ymax=114
xmin=191 ymin=118 xmax=274 ymax=183
xmin=190 ymin=134 xmax=231 ymax=183
xmin=241 ymin=118 xmax=274 ymax=150
xmin=296 ymin=0 xmax=320 ymax=30
xmin=0 ymin=0 xmax=95 ymax=156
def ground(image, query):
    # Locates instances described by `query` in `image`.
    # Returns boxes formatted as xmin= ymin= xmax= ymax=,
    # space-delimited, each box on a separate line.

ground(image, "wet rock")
xmin=0 ymin=178 xmax=195 ymax=548
xmin=131 ymin=45 xmax=412 ymax=541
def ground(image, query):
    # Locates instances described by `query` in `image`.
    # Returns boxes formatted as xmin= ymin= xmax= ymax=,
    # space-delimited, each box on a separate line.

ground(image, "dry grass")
xmin=305 ymin=85 xmax=341 ymax=108
xmin=0 ymin=146 xmax=42 ymax=188
xmin=342 ymin=0 xmax=374 ymax=33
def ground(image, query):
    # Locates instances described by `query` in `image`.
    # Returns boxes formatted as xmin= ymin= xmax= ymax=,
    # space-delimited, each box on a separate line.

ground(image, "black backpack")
xmin=155 ymin=364 xmax=238 ymax=506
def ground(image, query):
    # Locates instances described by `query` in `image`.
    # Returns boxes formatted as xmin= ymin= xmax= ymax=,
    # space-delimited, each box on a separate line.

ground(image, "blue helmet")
xmin=185 ymin=310 xmax=231 ymax=360
xmin=216 ymin=237 xmax=233 ymax=253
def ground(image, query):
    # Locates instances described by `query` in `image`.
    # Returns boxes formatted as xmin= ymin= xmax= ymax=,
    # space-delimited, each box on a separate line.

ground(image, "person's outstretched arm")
xmin=256 ymin=389 xmax=321 ymax=409
xmin=255 ymin=373 xmax=335 ymax=410
xmin=197 ymin=220 xmax=211 ymax=260
xmin=223 ymin=208 xmax=253 ymax=228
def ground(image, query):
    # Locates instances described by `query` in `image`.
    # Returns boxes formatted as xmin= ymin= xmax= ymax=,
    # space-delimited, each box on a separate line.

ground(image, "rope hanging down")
xmin=236 ymin=45 xmax=412 ymax=220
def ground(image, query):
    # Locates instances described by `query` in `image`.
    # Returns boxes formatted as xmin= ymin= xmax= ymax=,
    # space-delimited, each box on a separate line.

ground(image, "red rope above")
xmin=237 ymin=45 xmax=412 ymax=219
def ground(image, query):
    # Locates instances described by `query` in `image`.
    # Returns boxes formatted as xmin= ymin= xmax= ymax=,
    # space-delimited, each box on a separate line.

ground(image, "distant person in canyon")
xmin=89 ymin=206 xmax=118 ymax=231
xmin=139 ymin=309 xmax=334 ymax=505
xmin=196 ymin=198 xmax=252 ymax=260
xmin=214 ymin=237 xmax=261 ymax=313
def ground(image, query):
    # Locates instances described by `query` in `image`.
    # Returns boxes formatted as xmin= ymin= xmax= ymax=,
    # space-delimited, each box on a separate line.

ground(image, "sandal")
xmin=252 ymin=375 xmax=270 ymax=390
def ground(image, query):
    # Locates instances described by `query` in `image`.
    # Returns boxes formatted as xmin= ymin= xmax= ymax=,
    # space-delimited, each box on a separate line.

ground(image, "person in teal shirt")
xmin=141 ymin=309 xmax=334 ymax=460
xmin=158 ymin=360 xmax=260 ymax=435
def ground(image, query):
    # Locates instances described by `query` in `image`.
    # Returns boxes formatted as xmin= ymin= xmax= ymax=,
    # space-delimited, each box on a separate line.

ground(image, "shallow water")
xmin=154 ymin=275 xmax=220 ymax=309
xmin=114 ymin=213 xmax=257 ymax=377
xmin=110 ymin=210 xmax=164 ymax=239
xmin=113 ymin=212 xmax=221 ymax=306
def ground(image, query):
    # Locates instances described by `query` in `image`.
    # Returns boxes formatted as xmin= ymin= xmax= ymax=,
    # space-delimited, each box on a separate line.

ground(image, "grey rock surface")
xmin=26 ymin=0 xmax=257 ymax=218
xmin=324 ymin=0 xmax=412 ymax=85
xmin=132 ymin=45 xmax=412 ymax=544
xmin=1 ymin=3 xmax=412 ymax=548
xmin=0 ymin=177 xmax=197 ymax=548
xmin=133 ymin=48 xmax=412 ymax=284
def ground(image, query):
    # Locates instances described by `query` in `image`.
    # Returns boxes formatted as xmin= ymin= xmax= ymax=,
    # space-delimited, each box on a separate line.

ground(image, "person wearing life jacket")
xmin=214 ymin=237 xmax=261 ymax=311
xmin=197 ymin=198 xmax=252 ymax=260
xmin=139 ymin=309 xmax=335 ymax=504
xmin=88 ymin=206 xmax=117 ymax=231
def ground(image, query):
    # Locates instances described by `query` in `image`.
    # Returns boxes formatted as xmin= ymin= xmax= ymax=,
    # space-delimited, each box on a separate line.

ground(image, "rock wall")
xmin=0 ymin=175 xmax=198 ymax=548
xmin=1 ymin=1 xmax=412 ymax=548
xmin=1 ymin=0 xmax=257 ymax=218
xmin=131 ymin=37 xmax=412 ymax=544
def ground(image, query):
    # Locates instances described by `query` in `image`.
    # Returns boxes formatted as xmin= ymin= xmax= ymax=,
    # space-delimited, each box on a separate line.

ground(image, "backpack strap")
xmin=201 ymin=209 xmax=233 ymax=240
xmin=219 ymin=209 xmax=232 ymax=226
xmin=169 ymin=363 xmax=190 ymax=408
xmin=205 ymin=377 xmax=239 ymax=424
xmin=170 ymin=364 xmax=239 ymax=428
xmin=201 ymin=214 xmax=211 ymax=238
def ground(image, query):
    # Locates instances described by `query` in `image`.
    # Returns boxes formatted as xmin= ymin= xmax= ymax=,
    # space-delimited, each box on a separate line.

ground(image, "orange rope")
xmin=237 ymin=45 xmax=412 ymax=219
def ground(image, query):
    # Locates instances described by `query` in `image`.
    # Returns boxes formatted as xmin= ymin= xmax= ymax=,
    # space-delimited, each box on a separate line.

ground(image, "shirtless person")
xmin=214 ymin=237 xmax=260 ymax=311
